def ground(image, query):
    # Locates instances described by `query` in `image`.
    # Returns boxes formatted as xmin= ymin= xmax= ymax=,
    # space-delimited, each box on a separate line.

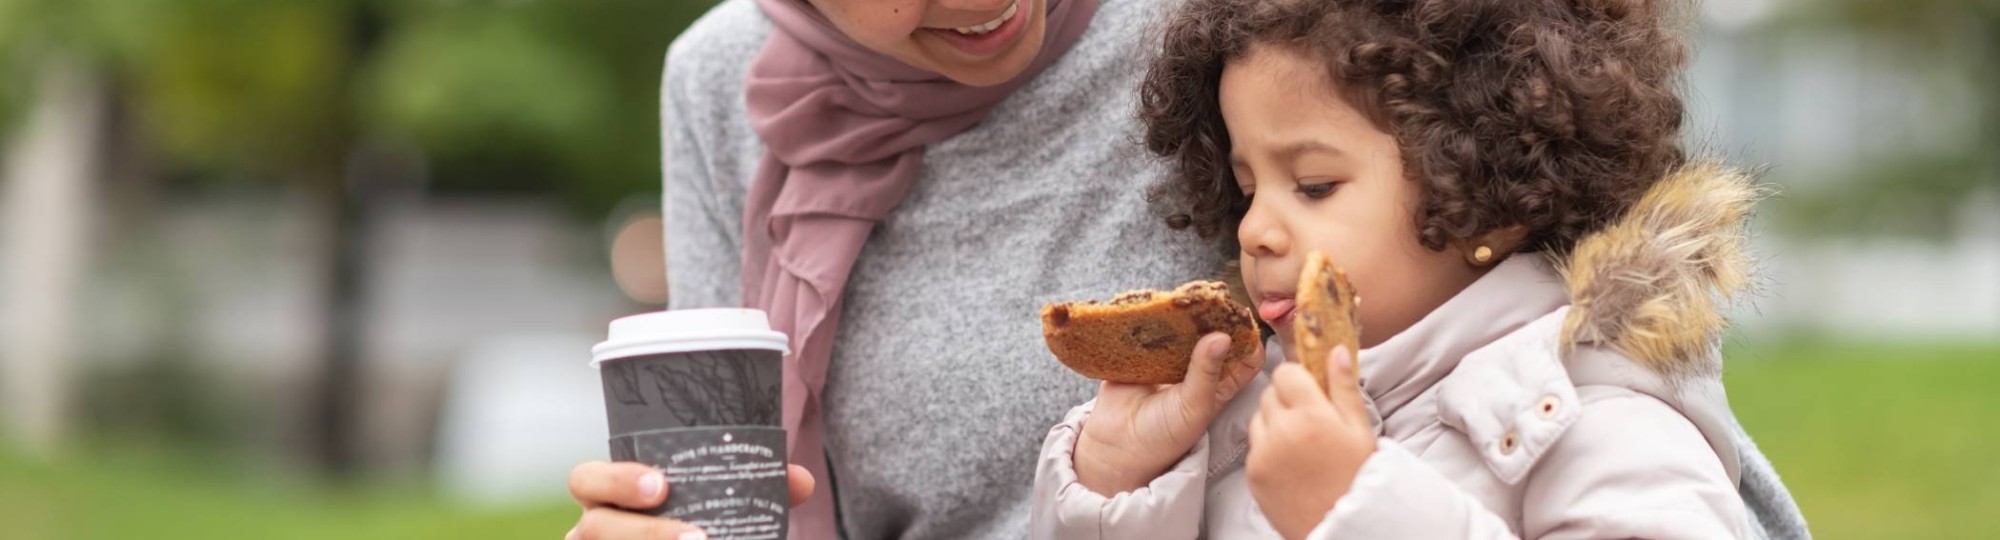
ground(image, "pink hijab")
xmin=740 ymin=0 xmax=1099 ymax=536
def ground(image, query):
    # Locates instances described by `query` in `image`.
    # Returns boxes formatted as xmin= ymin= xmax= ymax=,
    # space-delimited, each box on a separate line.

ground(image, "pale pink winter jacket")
xmin=1030 ymin=165 xmax=1762 ymax=539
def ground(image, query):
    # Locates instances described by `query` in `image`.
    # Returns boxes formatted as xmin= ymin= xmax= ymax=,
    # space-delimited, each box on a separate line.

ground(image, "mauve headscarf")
xmin=739 ymin=0 xmax=1099 ymax=536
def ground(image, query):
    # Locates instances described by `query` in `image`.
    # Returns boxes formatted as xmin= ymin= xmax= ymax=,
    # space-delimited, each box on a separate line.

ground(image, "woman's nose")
xmin=1238 ymin=202 xmax=1289 ymax=258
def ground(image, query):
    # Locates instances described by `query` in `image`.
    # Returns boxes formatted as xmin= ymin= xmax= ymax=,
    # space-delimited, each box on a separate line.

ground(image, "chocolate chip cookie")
xmin=1041 ymin=280 xmax=1259 ymax=385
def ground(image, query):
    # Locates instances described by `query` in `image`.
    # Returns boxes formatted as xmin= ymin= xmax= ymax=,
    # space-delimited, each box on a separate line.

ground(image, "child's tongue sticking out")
xmin=1256 ymin=297 xmax=1296 ymax=326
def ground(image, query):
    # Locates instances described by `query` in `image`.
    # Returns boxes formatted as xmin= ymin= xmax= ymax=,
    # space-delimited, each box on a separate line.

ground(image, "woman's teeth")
xmin=953 ymin=1 xmax=1017 ymax=35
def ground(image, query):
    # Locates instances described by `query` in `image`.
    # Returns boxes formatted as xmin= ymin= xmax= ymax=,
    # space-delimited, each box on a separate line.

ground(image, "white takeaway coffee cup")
xmin=592 ymin=309 xmax=790 ymax=540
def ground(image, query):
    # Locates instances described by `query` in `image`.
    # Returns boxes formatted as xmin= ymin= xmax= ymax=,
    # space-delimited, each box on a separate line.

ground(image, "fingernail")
xmin=1210 ymin=335 xmax=1232 ymax=357
xmin=1331 ymin=347 xmax=1352 ymax=373
xmin=679 ymin=531 xmax=708 ymax=540
xmin=639 ymin=471 xmax=665 ymax=500
xmin=565 ymin=527 xmax=580 ymax=540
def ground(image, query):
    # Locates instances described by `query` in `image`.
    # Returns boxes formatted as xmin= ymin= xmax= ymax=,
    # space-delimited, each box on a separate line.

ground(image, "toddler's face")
xmin=1221 ymin=45 xmax=1486 ymax=355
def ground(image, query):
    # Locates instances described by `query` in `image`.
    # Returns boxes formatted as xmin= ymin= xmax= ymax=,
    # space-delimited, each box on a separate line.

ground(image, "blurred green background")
xmin=1 ymin=0 xmax=1996 ymax=539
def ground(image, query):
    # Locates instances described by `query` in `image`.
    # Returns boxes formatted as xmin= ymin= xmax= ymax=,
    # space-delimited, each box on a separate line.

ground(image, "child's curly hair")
xmin=1142 ymin=0 xmax=1690 ymax=255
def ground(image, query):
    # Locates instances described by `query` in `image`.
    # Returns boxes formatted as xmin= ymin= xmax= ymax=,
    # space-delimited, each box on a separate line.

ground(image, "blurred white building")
xmin=4 ymin=188 xmax=636 ymax=504
xmin=1688 ymin=2 xmax=2000 ymax=339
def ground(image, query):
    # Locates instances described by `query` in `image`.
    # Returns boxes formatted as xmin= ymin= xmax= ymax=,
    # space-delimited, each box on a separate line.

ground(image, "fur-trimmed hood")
xmin=1557 ymin=162 xmax=1762 ymax=378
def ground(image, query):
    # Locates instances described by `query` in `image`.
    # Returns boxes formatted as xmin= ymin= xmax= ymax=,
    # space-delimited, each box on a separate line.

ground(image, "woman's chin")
xmin=936 ymin=56 xmax=1038 ymax=86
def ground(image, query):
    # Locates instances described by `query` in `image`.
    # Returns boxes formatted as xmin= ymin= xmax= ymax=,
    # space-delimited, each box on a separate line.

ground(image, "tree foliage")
xmin=2 ymin=0 xmax=720 ymax=215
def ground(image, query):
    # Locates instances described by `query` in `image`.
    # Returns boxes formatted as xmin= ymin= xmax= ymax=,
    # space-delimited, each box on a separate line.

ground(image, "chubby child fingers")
xmin=1216 ymin=338 xmax=1265 ymax=401
xmin=1258 ymin=379 xmax=1284 ymax=415
xmin=1171 ymin=333 xmax=1238 ymax=418
xmin=1178 ymin=333 xmax=1235 ymax=397
xmin=1248 ymin=402 xmax=1271 ymax=448
xmin=1269 ymin=362 xmax=1331 ymax=411
xmin=1095 ymin=380 xmax=1164 ymax=404
xmin=1231 ymin=335 xmax=1266 ymax=374
xmin=1322 ymin=346 xmax=1370 ymax=425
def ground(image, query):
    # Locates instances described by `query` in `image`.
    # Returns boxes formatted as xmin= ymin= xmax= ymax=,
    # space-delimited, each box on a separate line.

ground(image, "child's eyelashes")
xmin=1295 ymin=180 xmax=1339 ymax=200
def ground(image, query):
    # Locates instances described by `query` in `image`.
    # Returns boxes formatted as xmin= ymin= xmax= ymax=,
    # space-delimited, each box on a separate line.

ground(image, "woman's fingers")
xmin=565 ymin=463 xmax=806 ymax=538
xmin=569 ymin=461 xmax=668 ymax=510
xmin=571 ymin=507 xmax=702 ymax=540
xmin=1322 ymin=346 xmax=1369 ymax=424
xmin=788 ymin=465 xmax=815 ymax=507
xmin=565 ymin=459 xmax=806 ymax=536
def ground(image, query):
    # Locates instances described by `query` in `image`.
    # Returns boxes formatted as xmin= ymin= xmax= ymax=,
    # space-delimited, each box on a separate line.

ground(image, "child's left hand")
xmin=1246 ymin=346 xmax=1376 ymax=540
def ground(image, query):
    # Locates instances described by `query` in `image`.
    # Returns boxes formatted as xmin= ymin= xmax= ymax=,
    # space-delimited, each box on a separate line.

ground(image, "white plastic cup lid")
xmin=590 ymin=308 xmax=791 ymax=368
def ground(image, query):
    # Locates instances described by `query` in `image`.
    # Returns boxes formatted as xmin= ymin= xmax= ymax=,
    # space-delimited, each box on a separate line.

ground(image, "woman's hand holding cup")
xmin=563 ymin=462 xmax=814 ymax=540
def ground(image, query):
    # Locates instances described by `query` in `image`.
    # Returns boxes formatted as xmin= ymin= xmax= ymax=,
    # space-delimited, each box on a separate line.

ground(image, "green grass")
xmin=1725 ymin=338 xmax=2000 ymax=540
xmin=2 ymin=339 xmax=1994 ymax=539
xmin=0 ymin=448 xmax=576 ymax=540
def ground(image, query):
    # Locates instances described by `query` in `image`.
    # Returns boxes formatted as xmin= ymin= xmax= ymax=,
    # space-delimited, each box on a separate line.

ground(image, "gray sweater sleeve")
xmin=661 ymin=45 xmax=745 ymax=310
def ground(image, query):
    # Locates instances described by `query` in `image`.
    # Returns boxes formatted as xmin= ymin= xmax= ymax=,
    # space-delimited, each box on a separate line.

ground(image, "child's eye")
xmin=1296 ymin=181 xmax=1338 ymax=199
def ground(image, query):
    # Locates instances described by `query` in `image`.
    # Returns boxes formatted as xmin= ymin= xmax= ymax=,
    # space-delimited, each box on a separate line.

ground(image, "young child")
xmin=1030 ymin=0 xmax=1776 ymax=538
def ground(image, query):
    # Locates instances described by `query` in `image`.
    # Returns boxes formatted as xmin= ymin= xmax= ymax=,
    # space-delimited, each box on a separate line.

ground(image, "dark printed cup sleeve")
xmin=610 ymin=426 xmax=788 ymax=540
xmin=600 ymin=348 xmax=786 ymax=540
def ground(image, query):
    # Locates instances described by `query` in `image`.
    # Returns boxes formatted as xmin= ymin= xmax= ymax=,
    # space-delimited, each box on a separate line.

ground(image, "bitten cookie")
xmin=1294 ymin=251 xmax=1362 ymax=394
xmin=1042 ymin=280 xmax=1259 ymax=385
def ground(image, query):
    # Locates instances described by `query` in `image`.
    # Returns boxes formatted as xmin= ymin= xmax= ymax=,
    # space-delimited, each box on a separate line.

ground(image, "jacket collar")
xmin=1359 ymin=254 xmax=1572 ymax=420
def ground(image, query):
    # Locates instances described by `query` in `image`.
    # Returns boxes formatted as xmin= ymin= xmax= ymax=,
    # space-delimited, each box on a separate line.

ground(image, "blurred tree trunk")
xmin=303 ymin=2 xmax=388 ymax=478
xmin=305 ymin=166 xmax=364 ymax=477
xmin=1 ymin=57 xmax=106 ymax=455
xmin=1981 ymin=18 xmax=1998 ymax=198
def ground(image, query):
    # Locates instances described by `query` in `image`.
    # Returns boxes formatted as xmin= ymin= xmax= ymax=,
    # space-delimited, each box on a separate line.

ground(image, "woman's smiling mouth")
xmin=923 ymin=0 xmax=1028 ymax=57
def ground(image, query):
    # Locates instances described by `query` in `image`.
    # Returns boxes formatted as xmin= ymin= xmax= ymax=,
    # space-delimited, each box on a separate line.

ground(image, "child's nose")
xmin=1238 ymin=209 xmax=1289 ymax=258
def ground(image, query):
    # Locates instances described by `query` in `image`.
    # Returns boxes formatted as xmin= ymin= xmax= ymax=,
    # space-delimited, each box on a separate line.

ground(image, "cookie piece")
xmin=1042 ymin=281 xmax=1260 ymax=385
xmin=1293 ymin=251 xmax=1362 ymax=394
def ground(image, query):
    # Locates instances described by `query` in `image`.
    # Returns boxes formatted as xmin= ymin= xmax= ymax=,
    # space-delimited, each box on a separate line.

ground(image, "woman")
xmin=567 ymin=0 xmax=1227 ymax=539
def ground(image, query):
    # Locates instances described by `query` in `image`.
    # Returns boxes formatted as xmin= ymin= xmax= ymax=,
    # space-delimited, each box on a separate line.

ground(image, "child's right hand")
xmin=1073 ymin=333 xmax=1263 ymax=495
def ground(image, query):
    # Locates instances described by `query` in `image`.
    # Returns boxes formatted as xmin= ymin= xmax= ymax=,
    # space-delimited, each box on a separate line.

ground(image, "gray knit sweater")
xmin=658 ymin=1 xmax=1808 ymax=538
xmin=661 ymin=1 xmax=1224 ymax=538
